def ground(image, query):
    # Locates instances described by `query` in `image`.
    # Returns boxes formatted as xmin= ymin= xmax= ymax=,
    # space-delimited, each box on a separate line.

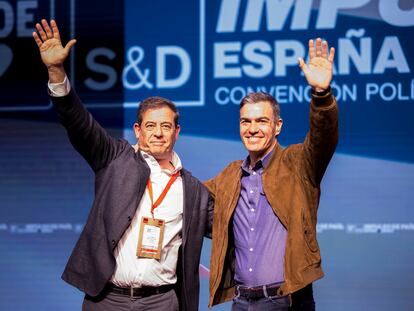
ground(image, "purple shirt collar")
xmin=241 ymin=145 xmax=275 ymax=173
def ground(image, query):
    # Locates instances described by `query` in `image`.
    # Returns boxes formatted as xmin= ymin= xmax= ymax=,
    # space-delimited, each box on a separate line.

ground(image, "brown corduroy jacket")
xmin=205 ymin=91 xmax=339 ymax=307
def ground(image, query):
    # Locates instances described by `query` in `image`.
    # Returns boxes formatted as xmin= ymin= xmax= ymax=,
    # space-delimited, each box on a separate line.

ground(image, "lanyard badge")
xmin=137 ymin=217 xmax=165 ymax=260
xmin=136 ymin=171 xmax=180 ymax=260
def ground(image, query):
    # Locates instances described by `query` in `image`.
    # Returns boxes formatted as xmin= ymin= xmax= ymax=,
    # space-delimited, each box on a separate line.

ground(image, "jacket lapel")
xmin=181 ymin=170 xmax=196 ymax=247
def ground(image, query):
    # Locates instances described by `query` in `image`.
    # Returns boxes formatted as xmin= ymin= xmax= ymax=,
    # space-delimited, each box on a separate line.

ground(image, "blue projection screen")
xmin=1 ymin=0 xmax=413 ymax=310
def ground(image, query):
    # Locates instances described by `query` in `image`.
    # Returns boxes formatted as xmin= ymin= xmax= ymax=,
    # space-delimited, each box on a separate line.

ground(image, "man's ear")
xmin=275 ymin=118 xmax=283 ymax=136
xmin=133 ymin=123 xmax=140 ymax=140
xmin=175 ymin=125 xmax=181 ymax=140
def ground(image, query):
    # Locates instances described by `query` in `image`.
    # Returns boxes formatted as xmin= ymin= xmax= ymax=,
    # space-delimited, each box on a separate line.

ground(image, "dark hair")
xmin=136 ymin=96 xmax=180 ymax=126
xmin=240 ymin=92 xmax=281 ymax=121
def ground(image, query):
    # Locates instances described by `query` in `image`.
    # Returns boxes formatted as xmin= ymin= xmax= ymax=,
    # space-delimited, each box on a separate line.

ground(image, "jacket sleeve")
xmin=301 ymin=89 xmax=339 ymax=186
xmin=204 ymin=177 xmax=217 ymax=201
xmin=204 ymin=194 xmax=215 ymax=239
xmin=204 ymin=174 xmax=220 ymax=239
xmin=51 ymin=89 xmax=124 ymax=172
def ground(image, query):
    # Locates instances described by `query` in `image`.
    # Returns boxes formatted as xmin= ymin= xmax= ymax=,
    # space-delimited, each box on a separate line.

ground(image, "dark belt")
xmin=106 ymin=283 xmax=175 ymax=298
xmin=236 ymin=283 xmax=282 ymax=299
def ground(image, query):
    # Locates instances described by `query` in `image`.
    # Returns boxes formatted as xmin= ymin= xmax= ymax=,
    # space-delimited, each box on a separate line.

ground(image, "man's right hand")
xmin=33 ymin=19 xmax=76 ymax=83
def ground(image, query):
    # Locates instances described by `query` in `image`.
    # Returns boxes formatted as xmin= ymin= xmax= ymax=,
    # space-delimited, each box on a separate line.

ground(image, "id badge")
xmin=137 ymin=216 xmax=165 ymax=260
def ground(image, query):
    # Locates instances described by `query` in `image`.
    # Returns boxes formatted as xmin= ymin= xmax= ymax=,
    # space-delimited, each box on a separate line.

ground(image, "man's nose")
xmin=154 ymin=124 xmax=163 ymax=137
xmin=248 ymin=121 xmax=259 ymax=133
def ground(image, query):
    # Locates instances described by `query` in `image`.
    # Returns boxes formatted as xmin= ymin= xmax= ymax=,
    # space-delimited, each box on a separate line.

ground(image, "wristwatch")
xmin=313 ymin=86 xmax=331 ymax=96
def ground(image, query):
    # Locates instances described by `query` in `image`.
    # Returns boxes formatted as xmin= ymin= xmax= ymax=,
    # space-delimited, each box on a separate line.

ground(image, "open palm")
xmin=299 ymin=38 xmax=335 ymax=90
xmin=33 ymin=19 xmax=76 ymax=68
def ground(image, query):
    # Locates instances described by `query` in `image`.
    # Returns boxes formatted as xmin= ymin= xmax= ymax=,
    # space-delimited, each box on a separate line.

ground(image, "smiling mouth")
xmin=246 ymin=137 xmax=263 ymax=142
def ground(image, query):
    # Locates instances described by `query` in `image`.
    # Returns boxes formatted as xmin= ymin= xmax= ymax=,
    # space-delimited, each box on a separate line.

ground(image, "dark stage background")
xmin=1 ymin=0 xmax=413 ymax=310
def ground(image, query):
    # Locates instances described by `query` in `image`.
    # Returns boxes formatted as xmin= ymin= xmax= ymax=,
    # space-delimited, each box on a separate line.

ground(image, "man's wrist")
xmin=47 ymin=65 xmax=66 ymax=83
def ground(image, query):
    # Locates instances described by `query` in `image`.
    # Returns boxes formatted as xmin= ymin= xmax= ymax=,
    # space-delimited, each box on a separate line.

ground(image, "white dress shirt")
xmin=111 ymin=150 xmax=183 ymax=287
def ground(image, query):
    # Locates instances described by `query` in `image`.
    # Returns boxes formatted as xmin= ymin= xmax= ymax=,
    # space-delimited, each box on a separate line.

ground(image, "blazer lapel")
xmin=181 ymin=170 xmax=196 ymax=247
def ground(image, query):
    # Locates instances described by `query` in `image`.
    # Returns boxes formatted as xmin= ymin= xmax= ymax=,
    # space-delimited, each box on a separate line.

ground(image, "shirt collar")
xmin=140 ymin=150 xmax=182 ymax=175
xmin=241 ymin=146 xmax=274 ymax=174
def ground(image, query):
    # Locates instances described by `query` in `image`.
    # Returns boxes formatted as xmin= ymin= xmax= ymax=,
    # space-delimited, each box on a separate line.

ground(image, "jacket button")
xmin=127 ymin=216 xmax=132 ymax=221
xmin=111 ymin=239 xmax=116 ymax=245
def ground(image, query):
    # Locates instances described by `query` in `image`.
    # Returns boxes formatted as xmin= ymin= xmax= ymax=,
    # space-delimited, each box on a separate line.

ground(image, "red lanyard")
xmin=147 ymin=171 xmax=180 ymax=217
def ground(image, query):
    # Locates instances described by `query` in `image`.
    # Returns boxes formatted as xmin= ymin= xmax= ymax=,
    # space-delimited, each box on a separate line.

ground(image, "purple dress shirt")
xmin=233 ymin=150 xmax=287 ymax=287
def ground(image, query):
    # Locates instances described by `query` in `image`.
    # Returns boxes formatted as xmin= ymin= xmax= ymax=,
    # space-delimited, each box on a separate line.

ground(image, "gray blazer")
xmin=51 ymin=90 xmax=213 ymax=311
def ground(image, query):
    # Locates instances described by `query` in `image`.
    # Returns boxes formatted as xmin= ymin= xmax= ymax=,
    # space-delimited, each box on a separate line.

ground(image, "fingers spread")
xmin=51 ymin=19 xmax=61 ymax=40
xmin=298 ymin=58 xmax=309 ymax=76
xmin=315 ymin=38 xmax=322 ymax=57
xmin=322 ymin=40 xmax=328 ymax=59
xmin=41 ymin=19 xmax=53 ymax=39
xmin=308 ymin=39 xmax=315 ymax=59
xmin=298 ymin=57 xmax=305 ymax=68
xmin=35 ymin=23 xmax=47 ymax=41
xmin=33 ymin=32 xmax=42 ymax=47
xmin=328 ymin=47 xmax=335 ymax=63
xmin=65 ymin=39 xmax=77 ymax=53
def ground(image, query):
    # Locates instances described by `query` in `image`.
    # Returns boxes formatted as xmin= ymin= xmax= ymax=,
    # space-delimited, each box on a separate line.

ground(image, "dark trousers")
xmin=232 ymin=295 xmax=290 ymax=311
xmin=289 ymin=284 xmax=315 ymax=311
xmin=231 ymin=283 xmax=315 ymax=311
xmin=82 ymin=288 xmax=179 ymax=311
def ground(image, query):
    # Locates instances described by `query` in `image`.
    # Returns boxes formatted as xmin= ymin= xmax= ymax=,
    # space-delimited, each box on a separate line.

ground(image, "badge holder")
xmin=137 ymin=216 xmax=165 ymax=260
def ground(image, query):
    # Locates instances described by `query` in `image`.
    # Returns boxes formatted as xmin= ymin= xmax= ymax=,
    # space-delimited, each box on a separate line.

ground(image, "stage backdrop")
xmin=1 ymin=0 xmax=413 ymax=310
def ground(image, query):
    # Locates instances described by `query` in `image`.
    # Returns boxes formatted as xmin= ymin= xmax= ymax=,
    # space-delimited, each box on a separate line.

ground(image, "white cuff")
xmin=48 ymin=76 xmax=71 ymax=97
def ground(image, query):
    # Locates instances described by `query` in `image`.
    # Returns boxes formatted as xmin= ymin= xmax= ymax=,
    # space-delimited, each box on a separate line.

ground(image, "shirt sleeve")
xmin=48 ymin=75 xmax=71 ymax=97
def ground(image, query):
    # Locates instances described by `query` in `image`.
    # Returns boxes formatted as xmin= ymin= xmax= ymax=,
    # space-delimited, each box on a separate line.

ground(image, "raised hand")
xmin=298 ymin=38 xmax=335 ymax=91
xmin=33 ymin=19 xmax=76 ymax=82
